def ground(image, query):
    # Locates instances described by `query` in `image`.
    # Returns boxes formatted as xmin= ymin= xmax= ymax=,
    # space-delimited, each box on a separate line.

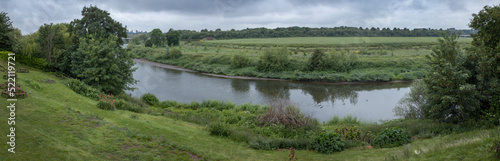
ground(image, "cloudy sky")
xmin=1 ymin=0 xmax=498 ymax=34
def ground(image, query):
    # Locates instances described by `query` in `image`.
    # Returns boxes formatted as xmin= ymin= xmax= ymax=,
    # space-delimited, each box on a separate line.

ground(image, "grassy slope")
xmin=0 ymin=65 xmax=498 ymax=160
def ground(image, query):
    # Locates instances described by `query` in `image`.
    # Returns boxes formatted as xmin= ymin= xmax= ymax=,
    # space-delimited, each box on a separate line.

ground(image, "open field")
xmin=0 ymin=60 xmax=498 ymax=160
xmin=201 ymin=37 xmax=473 ymax=46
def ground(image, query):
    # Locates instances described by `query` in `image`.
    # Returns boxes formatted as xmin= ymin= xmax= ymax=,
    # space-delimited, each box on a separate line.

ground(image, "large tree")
xmin=0 ymin=11 xmax=13 ymax=51
xmin=149 ymin=28 xmax=165 ymax=47
xmin=73 ymin=35 xmax=136 ymax=94
xmin=36 ymin=23 xmax=71 ymax=66
xmin=166 ymin=28 xmax=180 ymax=46
xmin=467 ymin=4 xmax=500 ymax=118
xmin=129 ymin=33 xmax=148 ymax=45
xmin=66 ymin=6 xmax=136 ymax=94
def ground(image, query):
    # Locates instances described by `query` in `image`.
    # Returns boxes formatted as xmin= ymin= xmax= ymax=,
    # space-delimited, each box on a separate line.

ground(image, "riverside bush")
xmin=208 ymin=122 xmax=232 ymax=137
xmin=257 ymin=47 xmax=290 ymax=72
xmin=372 ymin=127 xmax=411 ymax=148
xmin=97 ymin=92 xmax=115 ymax=111
xmin=66 ymin=79 xmax=99 ymax=99
xmin=310 ymin=132 xmax=346 ymax=154
xmin=115 ymin=99 xmax=144 ymax=113
xmin=231 ymin=54 xmax=250 ymax=68
xmin=141 ymin=93 xmax=159 ymax=106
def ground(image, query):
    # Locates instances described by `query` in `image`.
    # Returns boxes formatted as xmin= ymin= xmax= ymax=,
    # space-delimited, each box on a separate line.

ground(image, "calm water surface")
xmin=127 ymin=61 xmax=411 ymax=123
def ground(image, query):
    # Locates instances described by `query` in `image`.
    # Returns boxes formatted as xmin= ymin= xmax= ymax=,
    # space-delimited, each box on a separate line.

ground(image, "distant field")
xmin=203 ymin=37 xmax=473 ymax=45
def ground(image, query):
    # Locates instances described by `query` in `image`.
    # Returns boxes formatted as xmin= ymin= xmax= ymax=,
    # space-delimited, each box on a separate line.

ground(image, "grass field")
xmin=0 ymin=61 xmax=498 ymax=160
xmin=201 ymin=37 xmax=473 ymax=46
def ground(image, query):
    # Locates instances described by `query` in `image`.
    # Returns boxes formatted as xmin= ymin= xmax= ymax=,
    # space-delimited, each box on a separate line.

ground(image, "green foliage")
xmin=130 ymin=33 xmax=148 ymax=45
xmin=372 ymin=127 xmax=411 ymax=148
xmin=166 ymin=28 xmax=180 ymax=46
xmin=310 ymin=132 xmax=346 ymax=154
xmin=231 ymin=54 xmax=250 ymax=68
xmin=492 ymin=139 xmax=500 ymax=158
xmin=306 ymin=49 xmax=327 ymax=71
xmin=141 ymin=93 xmax=159 ymax=106
xmin=165 ymin=47 xmax=182 ymax=59
xmin=424 ymin=34 xmax=478 ymax=123
xmin=208 ymin=122 xmax=232 ymax=137
xmin=249 ymin=137 xmax=310 ymax=150
xmin=328 ymin=50 xmax=358 ymax=72
xmin=71 ymin=35 xmax=137 ymax=95
xmin=66 ymin=78 xmax=99 ymax=99
xmin=257 ymin=47 xmax=290 ymax=72
xmin=115 ymin=99 xmax=144 ymax=113
xmin=36 ymin=23 xmax=70 ymax=67
xmin=393 ymin=80 xmax=427 ymax=119
xmin=158 ymin=100 xmax=182 ymax=108
xmin=0 ymin=11 xmax=13 ymax=51
xmin=149 ymin=28 xmax=165 ymax=47
xmin=144 ymin=39 xmax=152 ymax=47
xmin=470 ymin=4 xmax=500 ymax=50
xmin=326 ymin=115 xmax=361 ymax=126
xmin=69 ymin=5 xmax=127 ymax=46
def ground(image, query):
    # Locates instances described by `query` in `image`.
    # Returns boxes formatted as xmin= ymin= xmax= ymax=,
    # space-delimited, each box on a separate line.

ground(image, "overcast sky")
xmin=1 ymin=0 xmax=498 ymax=34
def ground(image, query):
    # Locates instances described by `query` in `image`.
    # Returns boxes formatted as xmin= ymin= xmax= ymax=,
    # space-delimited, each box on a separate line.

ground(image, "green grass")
xmin=202 ymin=37 xmax=473 ymax=46
xmin=0 ymin=62 xmax=498 ymax=160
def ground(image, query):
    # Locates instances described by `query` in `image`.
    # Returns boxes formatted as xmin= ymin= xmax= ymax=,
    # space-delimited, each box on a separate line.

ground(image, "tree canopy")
xmin=149 ymin=28 xmax=165 ymax=47
xmin=166 ymin=28 xmax=180 ymax=46
xmin=0 ymin=11 xmax=14 ymax=51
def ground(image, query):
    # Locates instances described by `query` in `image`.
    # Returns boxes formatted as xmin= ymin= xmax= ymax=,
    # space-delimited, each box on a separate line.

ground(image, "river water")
xmin=126 ymin=61 xmax=411 ymax=123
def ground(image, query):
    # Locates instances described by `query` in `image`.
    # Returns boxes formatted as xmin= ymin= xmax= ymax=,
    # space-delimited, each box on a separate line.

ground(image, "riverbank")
xmin=133 ymin=58 xmax=416 ymax=85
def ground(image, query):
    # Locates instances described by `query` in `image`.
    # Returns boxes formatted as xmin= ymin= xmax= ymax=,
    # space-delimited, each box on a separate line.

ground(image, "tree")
xmin=423 ymin=34 xmax=478 ymax=123
xmin=36 ymin=23 xmax=70 ymax=66
xmin=73 ymin=35 xmax=137 ymax=94
xmin=467 ymin=4 xmax=500 ymax=119
xmin=69 ymin=5 xmax=127 ymax=46
xmin=129 ymin=33 xmax=148 ymax=45
xmin=66 ymin=5 xmax=136 ymax=94
xmin=0 ymin=11 xmax=13 ymax=51
xmin=166 ymin=28 xmax=180 ymax=46
xmin=149 ymin=28 xmax=165 ymax=47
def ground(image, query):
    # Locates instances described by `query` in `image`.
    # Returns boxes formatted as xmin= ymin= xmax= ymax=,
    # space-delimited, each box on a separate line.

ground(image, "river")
xmin=126 ymin=60 xmax=411 ymax=123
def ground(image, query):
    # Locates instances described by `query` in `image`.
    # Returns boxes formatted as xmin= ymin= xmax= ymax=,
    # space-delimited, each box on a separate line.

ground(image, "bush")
xmin=141 ymin=93 xmax=159 ymax=106
xmin=393 ymin=80 xmax=427 ymax=119
xmin=372 ymin=127 xmax=411 ymax=148
xmin=231 ymin=54 xmax=250 ymax=68
xmin=257 ymin=47 xmax=290 ymax=72
xmin=310 ymin=132 xmax=346 ymax=154
xmin=306 ymin=49 xmax=327 ymax=71
xmin=66 ymin=79 xmax=99 ymax=99
xmin=258 ymin=97 xmax=318 ymax=129
xmin=158 ymin=100 xmax=181 ymax=108
xmin=115 ymin=99 xmax=144 ymax=113
xmin=166 ymin=47 xmax=182 ymax=59
xmin=97 ymin=92 xmax=116 ymax=111
xmin=208 ymin=122 xmax=232 ymax=137
xmin=326 ymin=115 xmax=361 ymax=126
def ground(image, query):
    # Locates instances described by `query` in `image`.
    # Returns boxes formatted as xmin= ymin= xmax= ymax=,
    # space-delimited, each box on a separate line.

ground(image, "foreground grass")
xmin=0 ymin=65 xmax=498 ymax=160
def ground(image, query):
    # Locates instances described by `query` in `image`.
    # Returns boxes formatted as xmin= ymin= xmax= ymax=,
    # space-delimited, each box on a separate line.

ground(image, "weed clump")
xmin=310 ymin=132 xmax=346 ymax=154
xmin=372 ymin=127 xmax=411 ymax=148
xmin=141 ymin=93 xmax=159 ymax=106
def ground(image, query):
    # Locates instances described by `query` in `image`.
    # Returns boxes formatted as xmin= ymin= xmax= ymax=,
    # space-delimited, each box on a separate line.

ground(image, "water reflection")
xmin=127 ymin=61 xmax=411 ymax=122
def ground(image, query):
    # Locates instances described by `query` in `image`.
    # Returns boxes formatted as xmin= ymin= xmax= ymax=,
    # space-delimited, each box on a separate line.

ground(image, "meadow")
xmin=129 ymin=37 xmax=472 ymax=82
xmin=0 ymin=59 xmax=498 ymax=160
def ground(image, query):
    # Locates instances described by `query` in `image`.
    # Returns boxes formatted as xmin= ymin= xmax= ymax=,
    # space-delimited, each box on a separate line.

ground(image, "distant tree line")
xmin=178 ymin=26 xmax=476 ymax=40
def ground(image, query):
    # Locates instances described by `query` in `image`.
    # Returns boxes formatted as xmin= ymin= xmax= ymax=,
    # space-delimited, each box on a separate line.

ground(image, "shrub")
xmin=372 ymin=127 xmax=411 ymax=148
xmin=326 ymin=115 xmax=361 ymax=126
xmin=115 ymin=99 xmax=144 ymax=113
xmin=97 ymin=92 xmax=116 ymax=110
xmin=231 ymin=54 xmax=250 ymax=68
xmin=66 ymin=79 xmax=99 ymax=99
xmin=333 ymin=125 xmax=362 ymax=140
xmin=306 ymin=49 xmax=327 ymax=71
xmin=393 ymin=80 xmax=427 ymax=119
xmin=166 ymin=47 xmax=182 ymax=59
xmin=257 ymin=47 xmax=290 ymax=72
xmin=208 ymin=122 xmax=232 ymax=137
xmin=158 ymin=100 xmax=181 ymax=108
xmin=310 ymin=132 xmax=346 ymax=154
xmin=258 ymin=96 xmax=318 ymax=129
xmin=141 ymin=93 xmax=159 ymax=106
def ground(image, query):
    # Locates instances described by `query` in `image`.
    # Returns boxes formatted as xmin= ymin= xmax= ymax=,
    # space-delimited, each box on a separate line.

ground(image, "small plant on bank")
xmin=310 ymin=131 xmax=346 ymax=154
xmin=231 ymin=54 xmax=250 ymax=68
xmin=208 ymin=122 xmax=232 ymax=137
xmin=372 ymin=127 xmax=411 ymax=148
xmin=141 ymin=93 xmax=159 ymax=106
xmin=97 ymin=92 xmax=115 ymax=110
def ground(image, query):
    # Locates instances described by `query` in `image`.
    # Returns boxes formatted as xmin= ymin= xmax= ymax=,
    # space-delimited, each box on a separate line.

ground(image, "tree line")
xmin=178 ymin=26 xmax=476 ymax=40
